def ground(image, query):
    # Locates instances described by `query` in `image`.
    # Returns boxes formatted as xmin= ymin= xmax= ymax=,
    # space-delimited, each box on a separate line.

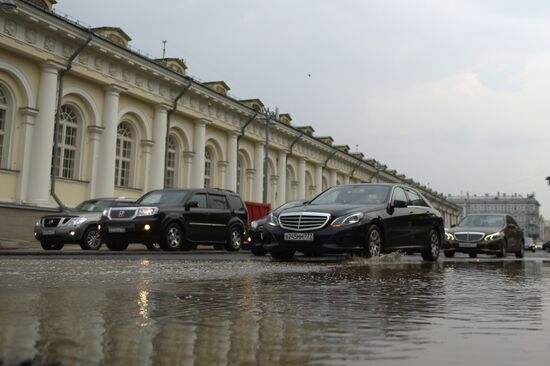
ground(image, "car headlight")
xmin=35 ymin=220 xmax=41 ymax=226
xmin=102 ymin=209 xmax=109 ymax=218
xmin=331 ymin=212 xmax=364 ymax=228
xmin=445 ymin=232 xmax=455 ymax=241
xmin=66 ymin=217 xmax=87 ymax=226
xmin=485 ymin=231 xmax=504 ymax=241
xmin=251 ymin=220 xmax=258 ymax=230
xmin=267 ymin=213 xmax=279 ymax=227
xmin=137 ymin=207 xmax=159 ymax=217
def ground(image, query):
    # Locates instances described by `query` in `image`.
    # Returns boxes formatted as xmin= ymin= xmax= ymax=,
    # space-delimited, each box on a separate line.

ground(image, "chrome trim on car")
xmin=279 ymin=212 xmax=331 ymax=232
xmin=453 ymin=232 xmax=485 ymax=242
xmin=189 ymin=222 xmax=227 ymax=227
xmin=107 ymin=207 xmax=138 ymax=220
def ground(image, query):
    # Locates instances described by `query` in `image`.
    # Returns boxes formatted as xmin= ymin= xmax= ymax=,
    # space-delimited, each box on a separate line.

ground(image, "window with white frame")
xmin=0 ymin=88 xmax=7 ymax=168
xmin=236 ymin=156 xmax=243 ymax=195
xmin=165 ymin=135 xmax=177 ymax=188
xmin=204 ymin=147 xmax=213 ymax=188
xmin=115 ymin=122 xmax=133 ymax=187
xmin=52 ymin=105 xmax=79 ymax=179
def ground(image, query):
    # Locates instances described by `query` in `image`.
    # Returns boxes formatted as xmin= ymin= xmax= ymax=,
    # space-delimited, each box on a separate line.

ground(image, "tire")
xmin=224 ymin=227 xmax=243 ymax=252
xmin=80 ymin=227 xmax=102 ymax=250
xmin=40 ymin=241 xmax=64 ymax=250
xmin=106 ymin=242 xmax=128 ymax=251
xmin=496 ymin=240 xmax=508 ymax=258
xmin=270 ymin=249 xmax=295 ymax=261
xmin=421 ymin=229 xmax=440 ymax=262
xmin=443 ymin=251 xmax=455 ymax=258
xmin=251 ymin=244 xmax=267 ymax=256
xmin=515 ymin=241 xmax=525 ymax=259
xmin=365 ymin=225 xmax=383 ymax=258
xmin=146 ymin=242 xmax=162 ymax=251
xmin=468 ymin=252 xmax=478 ymax=259
xmin=160 ymin=222 xmax=185 ymax=251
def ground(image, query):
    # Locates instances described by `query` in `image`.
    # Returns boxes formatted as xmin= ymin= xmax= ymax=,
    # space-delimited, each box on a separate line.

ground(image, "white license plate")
xmin=459 ymin=242 xmax=477 ymax=248
xmin=42 ymin=229 xmax=55 ymax=235
xmin=109 ymin=227 xmax=126 ymax=233
xmin=284 ymin=232 xmax=314 ymax=242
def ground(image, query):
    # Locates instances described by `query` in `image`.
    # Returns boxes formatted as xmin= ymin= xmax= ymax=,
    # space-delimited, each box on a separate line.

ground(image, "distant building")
xmin=448 ymin=193 xmax=542 ymax=239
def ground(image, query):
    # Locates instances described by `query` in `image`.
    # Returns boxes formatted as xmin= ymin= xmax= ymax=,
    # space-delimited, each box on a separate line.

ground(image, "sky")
xmin=56 ymin=0 xmax=550 ymax=218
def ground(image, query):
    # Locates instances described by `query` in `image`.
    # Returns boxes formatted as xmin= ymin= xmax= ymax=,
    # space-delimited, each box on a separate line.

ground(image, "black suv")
xmin=99 ymin=189 xmax=248 ymax=251
xmin=34 ymin=197 xmax=135 ymax=250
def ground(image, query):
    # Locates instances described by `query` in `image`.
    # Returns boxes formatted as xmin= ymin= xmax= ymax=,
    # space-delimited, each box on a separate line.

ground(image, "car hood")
xmin=448 ymin=226 xmax=503 ymax=234
xmin=41 ymin=211 xmax=102 ymax=220
xmin=278 ymin=203 xmax=386 ymax=217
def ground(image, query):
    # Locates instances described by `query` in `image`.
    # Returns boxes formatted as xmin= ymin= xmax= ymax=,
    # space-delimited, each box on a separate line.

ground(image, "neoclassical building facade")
xmin=0 ymin=0 xmax=461 ymax=226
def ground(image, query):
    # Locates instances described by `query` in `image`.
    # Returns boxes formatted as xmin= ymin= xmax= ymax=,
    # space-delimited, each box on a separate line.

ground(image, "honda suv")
xmin=98 ymin=188 xmax=248 ymax=251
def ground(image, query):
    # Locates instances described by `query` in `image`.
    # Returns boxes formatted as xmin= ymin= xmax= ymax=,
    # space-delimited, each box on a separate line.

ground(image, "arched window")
xmin=115 ymin=122 xmax=133 ymax=187
xmin=52 ymin=105 xmax=79 ymax=179
xmin=204 ymin=148 xmax=213 ymax=188
xmin=165 ymin=135 xmax=178 ymax=188
xmin=236 ymin=156 xmax=243 ymax=195
xmin=0 ymin=88 xmax=7 ymax=168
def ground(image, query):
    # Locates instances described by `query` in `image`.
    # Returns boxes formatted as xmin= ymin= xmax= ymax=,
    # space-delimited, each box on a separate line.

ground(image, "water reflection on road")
xmin=1 ymin=257 xmax=549 ymax=365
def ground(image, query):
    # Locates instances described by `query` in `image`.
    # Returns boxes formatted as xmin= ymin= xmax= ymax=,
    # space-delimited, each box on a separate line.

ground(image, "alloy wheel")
xmin=86 ymin=229 xmax=101 ymax=249
xmin=430 ymin=231 xmax=440 ymax=258
xmin=230 ymin=230 xmax=241 ymax=249
xmin=167 ymin=226 xmax=181 ymax=248
xmin=368 ymin=228 xmax=382 ymax=257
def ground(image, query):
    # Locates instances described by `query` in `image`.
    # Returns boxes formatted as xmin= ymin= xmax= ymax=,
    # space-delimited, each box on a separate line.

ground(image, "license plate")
xmin=42 ymin=229 xmax=55 ymax=235
xmin=284 ymin=232 xmax=314 ymax=242
xmin=108 ymin=227 xmax=126 ymax=233
xmin=459 ymin=242 xmax=477 ymax=248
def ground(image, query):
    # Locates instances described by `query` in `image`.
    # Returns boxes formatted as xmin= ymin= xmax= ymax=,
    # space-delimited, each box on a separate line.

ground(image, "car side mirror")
xmin=185 ymin=201 xmax=199 ymax=210
xmin=392 ymin=199 xmax=408 ymax=208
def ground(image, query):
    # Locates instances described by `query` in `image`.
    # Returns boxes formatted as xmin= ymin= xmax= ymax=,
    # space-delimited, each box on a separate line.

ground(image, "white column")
xmin=344 ymin=175 xmax=351 ymax=184
xmin=246 ymin=169 xmax=255 ymax=201
xmin=27 ymin=62 xmax=61 ymax=205
xmin=253 ymin=142 xmax=264 ymax=202
xmin=149 ymin=104 xmax=169 ymax=190
xmin=315 ymin=164 xmax=323 ymax=195
xmin=277 ymin=150 xmax=287 ymax=206
xmin=218 ymin=161 xmax=228 ymax=189
xmin=270 ymin=175 xmax=279 ymax=206
xmin=329 ymin=169 xmax=337 ymax=187
xmin=140 ymin=140 xmax=153 ymax=194
xmin=226 ymin=131 xmax=238 ymax=191
xmin=183 ymin=151 xmax=195 ymax=188
xmin=191 ymin=119 xmax=207 ymax=188
xmin=16 ymin=107 xmax=38 ymax=203
xmin=96 ymin=85 xmax=124 ymax=197
xmin=86 ymin=125 xmax=104 ymax=199
xmin=298 ymin=158 xmax=306 ymax=199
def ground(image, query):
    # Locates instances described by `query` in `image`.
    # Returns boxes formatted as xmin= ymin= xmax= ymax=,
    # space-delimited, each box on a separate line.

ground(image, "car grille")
xmin=109 ymin=208 xmax=137 ymax=220
xmin=279 ymin=212 xmax=330 ymax=231
xmin=454 ymin=232 xmax=485 ymax=242
xmin=42 ymin=217 xmax=71 ymax=227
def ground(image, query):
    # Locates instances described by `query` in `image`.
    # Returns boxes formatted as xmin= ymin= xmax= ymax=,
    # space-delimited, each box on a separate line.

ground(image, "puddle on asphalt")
xmin=1 ymin=257 xmax=550 ymax=365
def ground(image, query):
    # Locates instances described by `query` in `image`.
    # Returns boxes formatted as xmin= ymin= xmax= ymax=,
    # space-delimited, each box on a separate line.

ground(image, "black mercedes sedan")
xmin=261 ymin=183 xmax=444 ymax=261
xmin=442 ymin=214 xmax=524 ymax=258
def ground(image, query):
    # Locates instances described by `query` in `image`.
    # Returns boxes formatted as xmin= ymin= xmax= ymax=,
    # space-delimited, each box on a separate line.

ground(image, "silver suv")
xmin=34 ymin=198 xmax=134 ymax=250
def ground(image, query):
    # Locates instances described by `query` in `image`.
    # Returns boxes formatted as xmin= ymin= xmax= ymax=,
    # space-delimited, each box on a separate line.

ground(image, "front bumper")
xmin=262 ymin=224 xmax=365 ymax=253
xmin=99 ymin=217 xmax=162 ymax=244
xmin=34 ymin=225 xmax=87 ymax=243
xmin=442 ymin=238 xmax=505 ymax=254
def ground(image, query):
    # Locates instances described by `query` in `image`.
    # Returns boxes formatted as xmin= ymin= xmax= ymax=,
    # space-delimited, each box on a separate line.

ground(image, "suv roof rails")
xmin=210 ymin=188 xmax=235 ymax=193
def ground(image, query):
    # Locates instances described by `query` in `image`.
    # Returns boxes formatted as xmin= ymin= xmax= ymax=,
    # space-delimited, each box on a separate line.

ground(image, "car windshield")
xmin=137 ymin=190 xmax=189 ymax=205
xmin=274 ymin=200 xmax=305 ymax=214
xmin=458 ymin=215 xmax=505 ymax=228
xmin=73 ymin=200 xmax=113 ymax=212
xmin=309 ymin=185 xmax=391 ymax=205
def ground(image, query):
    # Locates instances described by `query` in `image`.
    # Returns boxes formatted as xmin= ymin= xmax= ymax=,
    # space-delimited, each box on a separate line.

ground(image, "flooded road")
xmin=1 ymin=253 xmax=549 ymax=365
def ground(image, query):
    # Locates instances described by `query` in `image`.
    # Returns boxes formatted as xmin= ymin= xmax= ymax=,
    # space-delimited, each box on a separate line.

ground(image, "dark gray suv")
xmin=34 ymin=198 xmax=135 ymax=250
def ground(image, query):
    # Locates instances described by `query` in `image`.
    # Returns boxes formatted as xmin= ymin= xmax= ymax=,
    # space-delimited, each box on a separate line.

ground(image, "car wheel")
xmin=365 ymin=225 xmax=383 ymax=258
xmin=515 ymin=241 xmax=524 ymax=259
xmin=224 ymin=227 xmax=243 ymax=252
xmin=106 ymin=242 xmax=129 ymax=251
xmin=443 ymin=251 xmax=455 ymax=258
xmin=146 ymin=242 xmax=162 ymax=251
xmin=80 ymin=227 xmax=102 ymax=250
xmin=160 ymin=222 xmax=185 ymax=251
xmin=421 ymin=229 xmax=440 ymax=262
xmin=468 ymin=252 xmax=478 ymax=258
xmin=270 ymin=249 xmax=295 ymax=261
xmin=40 ymin=241 xmax=63 ymax=250
xmin=251 ymin=244 xmax=267 ymax=256
xmin=496 ymin=240 xmax=508 ymax=258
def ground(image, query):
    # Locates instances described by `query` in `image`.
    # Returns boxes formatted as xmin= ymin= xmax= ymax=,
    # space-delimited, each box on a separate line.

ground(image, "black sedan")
xmin=442 ymin=214 xmax=524 ymax=258
xmin=261 ymin=183 xmax=444 ymax=261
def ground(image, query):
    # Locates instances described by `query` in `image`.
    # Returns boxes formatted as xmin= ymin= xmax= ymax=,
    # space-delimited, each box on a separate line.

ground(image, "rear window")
xmin=227 ymin=195 xmax=245 ymax=210
xmin=208 ymin=194 xmax=228 ymax=209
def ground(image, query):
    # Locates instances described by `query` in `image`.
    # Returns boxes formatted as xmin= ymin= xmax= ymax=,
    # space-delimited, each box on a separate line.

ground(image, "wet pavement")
xmin=1 ymin=251 xmax=550 ymax=365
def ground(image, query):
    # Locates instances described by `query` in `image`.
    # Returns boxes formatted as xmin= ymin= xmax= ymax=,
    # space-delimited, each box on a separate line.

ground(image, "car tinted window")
xmin=406 ymin=189 xmax=429 ymax=207
xmin=507 ymin=216 xmax=519 ymax=226
xmin=227 ymin=195 xmax=245 ymax=210
xmin=189 ymin=193 xmax=207 ymax=208
xmin=138 ymin=190 xmax=189 ymax=205
xmin=208 ymin=194 xmax=228 ymax=209
xmin=458 ymin=215 xmax=505 ymax=227
xmin=310 ymin=185 xmax=390 ymax=205
xmin=391 ymin=187 xmax=408 ymax=203
xmin=73 ymin=199 xmax=113 ymax=212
